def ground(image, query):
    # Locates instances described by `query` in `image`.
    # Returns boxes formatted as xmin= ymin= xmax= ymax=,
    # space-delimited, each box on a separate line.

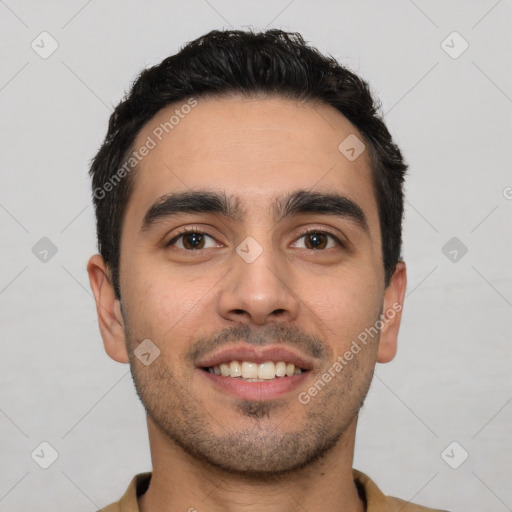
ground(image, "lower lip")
xmin=198 ymin=369 xmax=310 ymax=401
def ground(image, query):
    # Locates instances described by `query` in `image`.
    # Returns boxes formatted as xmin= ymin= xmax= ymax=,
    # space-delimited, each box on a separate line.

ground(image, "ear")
xmin=87 ymin=254 xmax=129 ymax=364
xmin=377 ymin=261 xmax=407 ymax=363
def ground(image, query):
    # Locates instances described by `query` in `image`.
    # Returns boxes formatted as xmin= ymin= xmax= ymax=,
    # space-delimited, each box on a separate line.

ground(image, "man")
xmin=87 ymin=29 xmax=449 ymax=512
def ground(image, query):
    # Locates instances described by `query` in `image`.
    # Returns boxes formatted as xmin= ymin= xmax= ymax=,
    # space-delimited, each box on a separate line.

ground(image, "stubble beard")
xmin=127 ymin=336 xmax=375 ymax=478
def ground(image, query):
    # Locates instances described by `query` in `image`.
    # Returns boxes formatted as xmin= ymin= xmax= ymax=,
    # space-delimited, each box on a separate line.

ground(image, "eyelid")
xmin=166 ymin=226 xmax=220 ymax=247
xmin=294 ymin=227 xmax=346 ymax=249
xmin=166 ymin=225 xmax=346 ymax=250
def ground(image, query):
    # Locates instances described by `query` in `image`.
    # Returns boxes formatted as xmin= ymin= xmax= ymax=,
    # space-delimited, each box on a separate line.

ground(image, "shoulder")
xmin=96 ymin=472 xmax=152 ymax=512
xmin=385 ymin=496 xmax=452 ymax=512
xmin=353 ymin=469 xmax=451 ymax=512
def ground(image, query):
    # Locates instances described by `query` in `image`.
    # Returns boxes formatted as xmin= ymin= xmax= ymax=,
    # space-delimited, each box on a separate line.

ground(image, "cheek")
xmin=303 ymin=272 xmax=382 ymax=351
xmin=128 ymin=274 xmax=213 ymax=349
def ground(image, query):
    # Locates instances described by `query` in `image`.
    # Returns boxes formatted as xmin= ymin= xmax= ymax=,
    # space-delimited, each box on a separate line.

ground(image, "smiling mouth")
xmin=202 ymin=360 xmax=308 ymax=381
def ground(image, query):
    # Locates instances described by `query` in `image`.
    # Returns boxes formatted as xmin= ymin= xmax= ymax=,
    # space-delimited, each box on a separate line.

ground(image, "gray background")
xmin=1 ymin=1 xmax=511 ymax=510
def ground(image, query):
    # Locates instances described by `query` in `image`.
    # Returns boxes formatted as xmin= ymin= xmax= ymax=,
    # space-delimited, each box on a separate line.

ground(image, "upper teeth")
xmin=209 ymin=361 xmax=302 ymax=379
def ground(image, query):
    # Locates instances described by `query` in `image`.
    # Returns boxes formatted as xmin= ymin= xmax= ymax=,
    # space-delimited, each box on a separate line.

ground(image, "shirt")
xmin=97 ymin=469 xmax=450 ymax=511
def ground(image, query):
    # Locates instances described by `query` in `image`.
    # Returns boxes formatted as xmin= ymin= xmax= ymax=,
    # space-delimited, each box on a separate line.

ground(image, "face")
xmin=88 ymin=94 xmax=406 ymax=476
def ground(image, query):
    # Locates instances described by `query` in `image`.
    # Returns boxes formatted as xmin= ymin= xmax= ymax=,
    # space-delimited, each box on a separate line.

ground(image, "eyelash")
xmin=166 ymin=227 xmax=345 ymax=250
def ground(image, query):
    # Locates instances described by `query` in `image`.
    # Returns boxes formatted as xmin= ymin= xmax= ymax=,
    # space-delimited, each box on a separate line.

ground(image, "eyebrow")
xmin=140 ymin=189 xmax=369 ymax=235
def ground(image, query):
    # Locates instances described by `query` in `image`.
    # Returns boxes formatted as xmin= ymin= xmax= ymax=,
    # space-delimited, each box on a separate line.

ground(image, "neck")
xmin=138 ymin=416 xmax=364 ymax=512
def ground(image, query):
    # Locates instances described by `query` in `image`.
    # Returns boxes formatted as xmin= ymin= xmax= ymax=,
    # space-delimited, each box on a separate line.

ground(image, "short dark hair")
xmin=89 ymin=28 xmax=407 ymax=300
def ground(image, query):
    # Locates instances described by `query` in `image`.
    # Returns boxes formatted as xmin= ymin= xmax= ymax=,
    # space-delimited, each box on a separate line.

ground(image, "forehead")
xmin=124 ymin=95 xmax=378 ymax=230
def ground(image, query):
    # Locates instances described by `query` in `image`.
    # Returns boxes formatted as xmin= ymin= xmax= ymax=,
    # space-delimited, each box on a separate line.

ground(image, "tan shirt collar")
xmin=99 ymin=469 xmax=448 ymax=512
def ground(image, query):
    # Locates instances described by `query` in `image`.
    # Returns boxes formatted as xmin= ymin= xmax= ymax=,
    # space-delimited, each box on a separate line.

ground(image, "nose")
xmin=217 ymin=241 xmax=300 ymax=326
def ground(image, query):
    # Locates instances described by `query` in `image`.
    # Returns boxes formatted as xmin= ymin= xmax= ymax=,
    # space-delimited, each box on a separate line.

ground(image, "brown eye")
xmin=292 ymin=231 xmax=341 ymax=250
xmin=167 ymin=231 xmax=218 ymax=250
xmin=304 ymin=232 xmax=328 ymax=249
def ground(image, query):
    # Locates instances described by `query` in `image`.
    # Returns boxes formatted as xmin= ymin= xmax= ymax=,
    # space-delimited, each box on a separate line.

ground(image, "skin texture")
xmin=88 ymin=95 xmax=407 ymax=512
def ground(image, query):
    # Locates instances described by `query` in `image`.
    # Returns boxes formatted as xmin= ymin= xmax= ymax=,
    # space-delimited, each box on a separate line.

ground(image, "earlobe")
xmin=377 ymin=261 xmax=407 ymax=364
xmin=87 ymin=254 xmax=129 ymax=364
